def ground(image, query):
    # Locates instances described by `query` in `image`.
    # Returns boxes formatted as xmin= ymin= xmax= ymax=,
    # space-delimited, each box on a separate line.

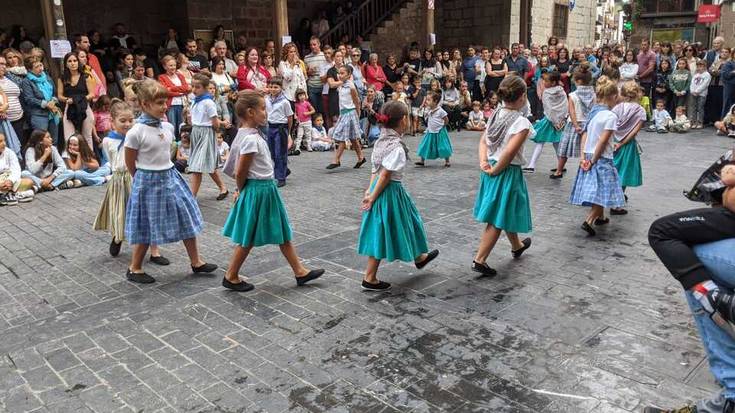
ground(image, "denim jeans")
xmin=167 ymin=105 xmax=184 ymax=140
xmin=21 ymin=170 xmax=72 ymax=189
xmin=688 ymin=94 xmax=707 ymax=124
xmin=307 ymin=86 xmax=323 ymax=116
xmin=71 ymin=165 xmax=111 ymax=186
xmin=689 ymin=238 xmax=735 ymax=405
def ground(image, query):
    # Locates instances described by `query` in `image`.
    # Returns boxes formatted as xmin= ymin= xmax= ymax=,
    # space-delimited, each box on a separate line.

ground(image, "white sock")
xmin=527 ymin=143 xmax=544 ymax=169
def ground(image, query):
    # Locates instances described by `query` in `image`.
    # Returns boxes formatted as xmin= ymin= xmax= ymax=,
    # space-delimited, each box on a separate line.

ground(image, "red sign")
xmin=697 ymin=5 xmax=721 ymax=23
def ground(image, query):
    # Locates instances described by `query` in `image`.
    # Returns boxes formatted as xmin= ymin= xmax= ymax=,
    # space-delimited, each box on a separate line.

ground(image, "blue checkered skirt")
xmin=569 ymin=155 xmax=625 ymax=208
xmin=557 ymin=121 xmax=584 ymax=159
xmin=125 ymin=168 xmax=204 ymax=245
xmin=332 ymin=110 xmax=361 ymax=142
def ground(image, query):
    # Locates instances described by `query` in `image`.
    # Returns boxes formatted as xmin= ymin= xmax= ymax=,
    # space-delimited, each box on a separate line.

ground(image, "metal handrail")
xmin=320 ymin=0 xmax=410 ymax=46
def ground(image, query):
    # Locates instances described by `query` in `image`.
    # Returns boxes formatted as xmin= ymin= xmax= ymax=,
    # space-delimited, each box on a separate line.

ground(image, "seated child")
xmin=648 ymin=99 xmax=672 ymax=133
xmin=0 ymin=133 xmax=34 ymax=205
xmin=216 ymin=131 xmax=229 ymax=169
xmin=669 ymin=105 xmax=691 ymax=133
xmin=175 ymin=128 xmax=191 ymax=173
xmin=310 ymin=114 xmax=333 ymax=152
xmin=466 ymin=100 xmax=487 ymax=131
xmin=483 ymin=92 xmax=498 ymax=120
xmin=715 ymin=104 xmax=735 ymax=137
xmin=62 ymin=135 xmax=110 ymax=187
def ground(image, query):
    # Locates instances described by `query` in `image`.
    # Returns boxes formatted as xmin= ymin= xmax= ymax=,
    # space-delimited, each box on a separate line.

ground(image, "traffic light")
xmin=622 ymin=3 xmax=634 ymax=34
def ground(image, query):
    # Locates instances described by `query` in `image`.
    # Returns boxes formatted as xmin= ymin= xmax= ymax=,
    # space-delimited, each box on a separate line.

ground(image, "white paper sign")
xmin=281 ymin=36 xmax=292 ymax=46
xmin=430 ymin=33 xmax=436 ymax=46
xmin=428 ymin=0 xmax=435 ymax=9
xmin=50 ymin=40 xmax=71 ymax=58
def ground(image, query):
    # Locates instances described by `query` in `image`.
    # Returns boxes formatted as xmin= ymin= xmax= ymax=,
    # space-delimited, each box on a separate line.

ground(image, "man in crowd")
xmin=110 ymin=23 xmax=136 ymax=50
xmin=505 ymin=42 xmax=528 ymax=79
xmin=212 ymin=40 xmax=238 ymax=77
xmin=185 ymin=38 xmax=209 ymax=73
xmin=74 ymin=33 xmax=106 ymax=91
xmin=304 ymin=36 xmax=327 ymax=116
xmin=706 ymin=36 xmax=725 ymax=68
xmin=637 ymin=39 xmax=656 ymax=97
xmin=462 ymin=47 xmax=480 ymax=100
xmin=527 ymin=44 xmax=540 ymax=66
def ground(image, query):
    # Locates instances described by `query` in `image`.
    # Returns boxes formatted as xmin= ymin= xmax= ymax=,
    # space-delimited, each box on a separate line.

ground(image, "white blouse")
xmin=372 ymin=146 xmax=407 ymax=181
xmin=278 ymin=61 xmax=307 ymax=101
xmin=486 ymin=111 xmax=534 ymax=166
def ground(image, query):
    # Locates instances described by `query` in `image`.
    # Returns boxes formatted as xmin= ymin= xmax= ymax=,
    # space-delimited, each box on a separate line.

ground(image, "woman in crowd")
xmin=619 ymin=49 xmax=639 ymax=83
xmin=236 ymin=47 xmax=270 ymax=92
xmin=364 ymin=53 xmax=386 ymax=93
xmin=58 ymin=52 xmax=97 ymax=150
xmin=0 ymin=55 xmax=24 ymax=147
xmin=211 ymin=56 xmax=238 ymax=96
xmin=21 ymin=57 xmax=60 ymax=146
xmin=279 ymin=42 xmax=307 ymax=103
xmin=114 ymin=52 xmax=135 ymax=89
xmin=176 ymin=54 xmax=194 ymax=87
xmin=554 ymin=46 xmax=572 ymax=92
xmin=76 ymin=50 xmax=102 ymax=99
xmin=657 ymin=41 xmax=676 ymax=71
xmin=3 ymin=48 xmax=26 ymax=78
xmin=485 ymin=48 xmax=507 ymax=97
xmin=722 ymin=48 xmax=735 ymax=118
xmin=706 ymin=47 xmax=729 ymax=125
xmin=683 ymin=45 xmax=698 ymax=73
xmin=158 ymin=54 xmax=190 ymax=139
xmin=262 ymin=52 xmax=278 ymax=78
xmin=654 ymin=58 xmax=673 ymax=113
xmin=420 ymin=49 xmax=442 ymax=91
xmin=382 ymin=53 xmax=402 ymax=99
xmin=327 ymin=50 xmax=346 ymax=126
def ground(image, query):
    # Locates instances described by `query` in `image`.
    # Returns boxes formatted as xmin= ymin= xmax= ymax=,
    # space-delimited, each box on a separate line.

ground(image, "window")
xmin=641 ymin=0 xmax=696 ymax=14
xmin=553 ymin=4 xmax=569 ymax=38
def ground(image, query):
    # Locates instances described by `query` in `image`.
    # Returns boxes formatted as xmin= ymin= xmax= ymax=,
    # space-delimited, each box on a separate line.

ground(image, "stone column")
xmin=274 ymin=0 xmax=289 ymax=56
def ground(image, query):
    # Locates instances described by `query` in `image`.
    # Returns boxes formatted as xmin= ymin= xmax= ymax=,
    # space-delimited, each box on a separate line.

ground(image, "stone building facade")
xmin=529 ymin=0 xmax=597 ymax=47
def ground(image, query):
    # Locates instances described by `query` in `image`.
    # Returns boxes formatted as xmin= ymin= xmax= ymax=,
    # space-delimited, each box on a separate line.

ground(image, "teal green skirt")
xmin=222 ymin=179 xmax=292 ymax=247
xmin=473 ymin=164 xmax=533 ymax=233
xmin=357 ymin=180 xmax=429 ymax=262
xmin=532 ymin=117 xmax=563 ymax=143
xmin=613 ymin=139 xmax=642 ymax=187
xmin=416 ymin=127 xmax=453 ymax=160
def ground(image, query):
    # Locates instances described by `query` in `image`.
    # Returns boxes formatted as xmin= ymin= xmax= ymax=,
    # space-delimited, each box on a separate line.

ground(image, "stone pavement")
xmin=0 ymin=127 xmax=733 ymax=413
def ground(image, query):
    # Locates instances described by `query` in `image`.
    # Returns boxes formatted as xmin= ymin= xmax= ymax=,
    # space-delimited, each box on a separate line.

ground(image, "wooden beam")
xmin=40 ymin=0 xmax=68 ymax=79
xmin=273 ymin=0 xmax=289 ymax=57
xmin=426 ymin=0 xmax=435 ymax=50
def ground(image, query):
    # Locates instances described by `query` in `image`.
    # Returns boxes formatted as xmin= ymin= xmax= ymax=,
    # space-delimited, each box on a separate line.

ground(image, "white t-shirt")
xmin=223 ymin=128 xmax=274 ymax=180
xmin=373 ymin=147 xmax=407 ymax=181
xmin=266 ymin=97 xmax=294 ymax=124
xmin=102 ymin=137 xmax=127 ymax=172
xmin=124 ymin=122 xmax=175 ymax=171
xmin=469 ymin=110 xmax=485 ymax=124
xmin=167 ymin=75 xmax=184 ymax=106
xmin=584 ymin=110 xmax=617 ymax=159
xmin=486 ymin=112 xmax=534 ymax=166
xmin=191 ymin=99 xmax=218 ymax=126
xmin=425 ymin=107 xmax=448 ymax=133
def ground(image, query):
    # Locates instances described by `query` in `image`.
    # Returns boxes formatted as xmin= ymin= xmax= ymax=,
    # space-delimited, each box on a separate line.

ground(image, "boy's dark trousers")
xmin=267 ymin=123 xmax=289 ymax=182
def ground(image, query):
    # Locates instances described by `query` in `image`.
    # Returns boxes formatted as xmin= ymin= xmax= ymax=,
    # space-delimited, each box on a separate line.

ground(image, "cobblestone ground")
xmin=0 ymin=127 xmax=733 ymax=413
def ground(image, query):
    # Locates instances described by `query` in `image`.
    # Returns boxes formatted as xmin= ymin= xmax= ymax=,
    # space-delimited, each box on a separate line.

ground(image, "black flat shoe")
xmin=354 ymin=158 xmax=367 ymax=169
xmin=277 ymin=181 xmax=286 ymax=188
xmin=581 ymin=222 xmax=596 ymax=236
xmin=150 ymin=255 xmax=170 ymax=266
xmin=216 ymin=190 xmax=229 ymax=201
xmin=550 ymin=168 xmax=567 ymax=172
xmin=444 ymin=163 xmax=451 ymax=168
xmin=286 ymin=168 xmax=292 ymax=177
xmin=624 ymin=194 xmax=628 ymax=202
xmin=522 ymin=167 xmax=534 ymax=173
xmin=361 ymin=280 xmax=391 ymax=291
xmin=594 ymin=217 xmax=610 ymax=226
xmin=472 ymin=261 xmax=497 ymax=276
xmin=222 ymin=277 xmax=254 ymax=292
xmin=109 ymin=239 xmax=122 ymax=257
xmin=192 ymin=263 xmax=218 ymax=273
xmin=415 ymin=249 xmax=439 ymax=269
xmin=126 ymin=269 xmax=155 ymax=284
xmin=610 ymin=208 xmax=628 ymax=215
xmin=296 ymin=269 xmax=325 ymax=286
xmin=549 ymin=173 xmax=563 ymax=179
xmin=414 ymin=161 xmax=425 ymax=166
xmin=326 ymin=163 xmax=340 ymax=170
xmin=511 ymin=238 xmax=532 ymax=259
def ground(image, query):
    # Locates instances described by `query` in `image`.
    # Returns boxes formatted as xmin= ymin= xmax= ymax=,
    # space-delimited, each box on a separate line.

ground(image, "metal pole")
xmin=426 ymin=0 xmax=435 ymax=50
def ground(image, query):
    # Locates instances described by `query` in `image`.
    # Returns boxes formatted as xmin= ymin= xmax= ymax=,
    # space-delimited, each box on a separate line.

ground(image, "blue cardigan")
xmin=20 ymin=74 xmax=56 ymax=119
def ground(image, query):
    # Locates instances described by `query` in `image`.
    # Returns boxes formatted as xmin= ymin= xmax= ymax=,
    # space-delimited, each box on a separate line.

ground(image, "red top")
xmin=158 ymin=72 xmax=190 ymax=106
xmin=87 ymin=53 xmax=107 ymax=91
xmin=364 ymin=64 xmax=387 ymax=91
xmin=236 ymin=64 xmax=272 ymax=91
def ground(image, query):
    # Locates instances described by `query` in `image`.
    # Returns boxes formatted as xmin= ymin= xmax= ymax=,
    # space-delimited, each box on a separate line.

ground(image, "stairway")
xmin=320 ymin=0 xmax=413 ymax=47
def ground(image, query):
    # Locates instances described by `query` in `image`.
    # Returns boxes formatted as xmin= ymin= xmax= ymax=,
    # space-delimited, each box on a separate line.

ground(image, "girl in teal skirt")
xmin=357 ymin=101 xmax=439 ymax=291
xmin=473 ymin=75 xmax=533 ymax=276
xmin=415 ymin=91 xmax=452 ymax=167
xmin=611 ymin=81 xmax=647 ymax=216
xmin=524 ymin=70 xmax=568 ymax=172
xmin=220 ymin=91 xmax=324 ymax=292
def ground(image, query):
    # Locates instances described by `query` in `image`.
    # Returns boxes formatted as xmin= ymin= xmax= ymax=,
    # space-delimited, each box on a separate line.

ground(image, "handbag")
xmin=684 ymin=149 xmax=735 ymax=204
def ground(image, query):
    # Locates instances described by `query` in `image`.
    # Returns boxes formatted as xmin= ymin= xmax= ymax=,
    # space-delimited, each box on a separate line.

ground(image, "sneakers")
xmin=708 ymin=289 xmax=735 ymax=324
xmin=73 ymin=179 xmax=83 ymax=188
xmin=0 ymin=193 xmax=17 ymax=206
xmin=643 ymin=405 xmax=697 ymax=413
xmin=16 ymin=190 xmax=34 ymax=203
xmin=57 ymin=181 xmax=75 ymax=190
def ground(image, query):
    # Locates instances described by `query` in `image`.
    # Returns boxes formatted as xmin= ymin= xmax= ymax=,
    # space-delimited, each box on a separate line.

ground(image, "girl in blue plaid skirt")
xmin=123 ymin=79 xmax=218 ymax=284
xmin=569 ymin=76 xmax=625 ymax=236
xmin=326 ymin=65 xmax=366 ymax=170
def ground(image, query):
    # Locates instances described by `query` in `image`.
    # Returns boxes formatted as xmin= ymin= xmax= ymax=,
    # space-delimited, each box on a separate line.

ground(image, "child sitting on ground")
xmin=483 ymin=92 xmax=498 ymax=120
xmin=310 ymin=114 xmax=334 ymax=151
xmin=670 ymin=106 xmax=691 ymax=133
xmin=175 ymin=126 xmax=192 ymax=173
xmin=648 ymin=99 xmax=673 ymax=133
xmin=715 ymin=104 xmax=735 ymax=137
xmin=466 ymin=101 xmax=486 ymax=131
xmin=216 ymin=131 xmax=229 ymax=169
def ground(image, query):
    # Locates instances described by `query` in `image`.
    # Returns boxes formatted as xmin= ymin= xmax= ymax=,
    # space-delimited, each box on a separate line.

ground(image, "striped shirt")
xmin=0 ymin=77 xmax=23 ymax=122
xmin=304 ymin=52 xmax=327 ymax=88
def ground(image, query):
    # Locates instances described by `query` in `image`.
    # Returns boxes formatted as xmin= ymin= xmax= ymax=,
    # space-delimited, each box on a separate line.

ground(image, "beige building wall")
xmin=530 ymin=0 xmax=597 ymax=47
